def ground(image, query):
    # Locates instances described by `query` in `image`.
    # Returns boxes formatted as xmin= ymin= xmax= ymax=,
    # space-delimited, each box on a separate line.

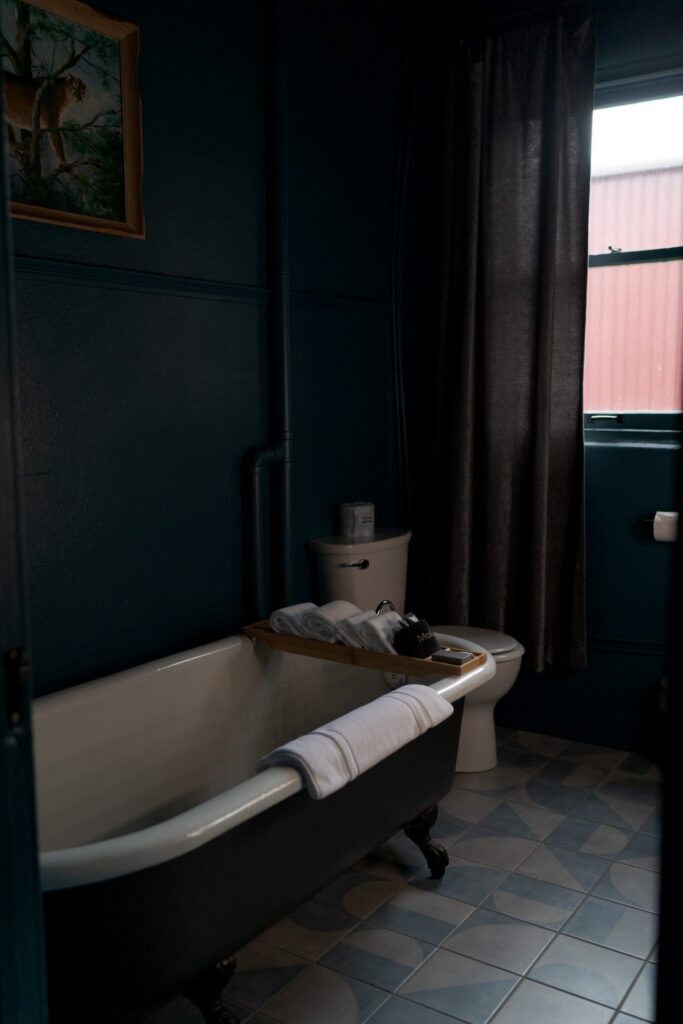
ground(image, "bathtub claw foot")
xmin=405 ymin=805 xmax=449 ymax=879
xmin=183 ymin=957 xmax=241 ymax=1024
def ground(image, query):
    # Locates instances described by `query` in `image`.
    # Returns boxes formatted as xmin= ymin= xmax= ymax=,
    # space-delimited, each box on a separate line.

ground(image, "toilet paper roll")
xmin=653 ymin=511 xmax=678 ymax=542
xmin=340 ymin=502 xmax=374 ymax=540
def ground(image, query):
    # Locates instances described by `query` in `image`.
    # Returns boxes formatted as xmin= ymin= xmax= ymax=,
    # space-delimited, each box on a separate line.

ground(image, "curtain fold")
xmin=414 ymin=3 xmax=594 ymax=671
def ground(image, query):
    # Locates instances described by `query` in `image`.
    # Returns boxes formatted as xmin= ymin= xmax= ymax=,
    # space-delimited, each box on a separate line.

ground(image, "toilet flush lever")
xmin=339 ymin=559 xmax=370 ymax=570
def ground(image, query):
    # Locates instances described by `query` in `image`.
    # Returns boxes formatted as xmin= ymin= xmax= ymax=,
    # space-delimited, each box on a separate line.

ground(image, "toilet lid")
xmin=433 ymin=624 xmax=517 ymax=655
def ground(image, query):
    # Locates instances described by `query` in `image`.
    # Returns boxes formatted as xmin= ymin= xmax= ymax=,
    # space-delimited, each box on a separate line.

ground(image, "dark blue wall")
xmin=498 ymin=416 xmax=679 ymax=753
xmin=15 ymin=0 xmax=682 ymax=728
xmin=14 ymin=0 xmax=402 ymax=695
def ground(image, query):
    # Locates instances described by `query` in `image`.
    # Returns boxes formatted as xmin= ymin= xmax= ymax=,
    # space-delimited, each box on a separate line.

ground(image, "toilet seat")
xmin=433 ymin=624 xmax=523 ymax=658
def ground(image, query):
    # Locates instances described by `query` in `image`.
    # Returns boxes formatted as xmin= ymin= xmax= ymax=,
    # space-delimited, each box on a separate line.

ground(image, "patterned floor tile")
xmin=620 ymin=962 xmax=658 ymax=1021
xmin=649 ymin=945 xmax=658 ymax=962
xmin=534 ymin=759 xmax=607 ymax=789
xmin=257 ymin=964 xmax=388 ymax=1024
xmin=398 ymin=948 xmax=519 ymax=1023
xmin=450 ymin=767 xmax=534 ymax=798
xmin=509 ymin=779 xmax=586 ymax=815
xmin=310 ymin=869 xmax=403 ymax=923
xmin=502 ymin=732 xmax=572 ymax=758
xmin=591 ymin=862 xmax=660 ymax=913
xmin=414 ymin=856 xmax=509 ymax=906
xmin=638 ymin=806 xmax=662 ymax=837
xmin=515 ymin=844 xmax=609 ymax=893
xmin=561 ymin=895 xmax=658 ymax=958
xmin=495 ymin=726 xmax=515 ymax=742
xmin=261 ymin=902 xmax=357 ymax=961
xmin=616 ymin=832 xmax=661 ymax=873
xmin=442 ymin=907 xmax=554 ymax=974
xmin=227 ymin=734 xmax=663 ymax=1024
xmin=528 ymin=934 xmax=642 ymax=1007
xmin=545 ymin=817 xmax=632 ymax=859
xmin=366 ymin=995 xmax=459 ymax=1024
xmin=489 ymin=979 xmax=612 ymax=1023
xmin=479 ymin=800 xmax=564 ymax=841
xmin=321 ymin=926 xmax=435 ymax=993
xmin=495 ymin=746 xmax=550 ymax=772
xmin=430 ymin=810 xmax=475 ymax=847
xmin=363 ymin=886 xmax=475 ymax=944
xmin=483 ymin=874 xmax=583 ymax=929
xmin=597 ymin=776 xmax=661 ymax=810
xmin=559 ymin=743 xmax=627 ymax=770
xmin=570 ymin=792 xmax=652 ymax=832
xmin=357 ymin=832 xmax=432 ymax=883
xmin=229 ymin=941 xmax=309 ymax=1012
xmin=612 ymin=753 xmax=662 ymax=781
xmin=440 ymin=787 xmax=502 ymax=824
xmin=449 ymin=826 xmax=538 ymax=871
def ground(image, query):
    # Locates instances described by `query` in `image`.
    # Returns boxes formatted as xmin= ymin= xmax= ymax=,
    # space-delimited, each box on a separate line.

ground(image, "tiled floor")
xmin=153 ymin=730 xmax=662 ymax=1024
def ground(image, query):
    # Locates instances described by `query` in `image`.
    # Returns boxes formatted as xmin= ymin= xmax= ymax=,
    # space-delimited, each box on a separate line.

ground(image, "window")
xmin=583 ymin=95 xmax=683 ymax=412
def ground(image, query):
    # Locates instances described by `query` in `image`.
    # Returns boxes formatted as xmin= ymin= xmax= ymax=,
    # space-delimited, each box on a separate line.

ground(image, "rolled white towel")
xmin=270 ymin=602 xmax=318 ymax=636
xmin=359 ymin=610 xmax=403 ymax=653
xmin=337 ymin=610 xmax=377 ymax=648
xmin=259 ymin=682 xmax=454 ymax=798
xmin=300 ymin=601 xmax=362 ymax=643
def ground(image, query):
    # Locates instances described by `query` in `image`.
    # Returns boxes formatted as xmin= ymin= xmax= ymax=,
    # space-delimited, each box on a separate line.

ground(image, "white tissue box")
xmin=340 ymin=501 xmax=374 ymax=540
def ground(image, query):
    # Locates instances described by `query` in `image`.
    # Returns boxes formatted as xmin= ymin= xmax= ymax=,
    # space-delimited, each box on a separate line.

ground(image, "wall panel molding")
xmin=588 ymin=635 xmax=668 ymax=657
xmin=12 ymin=256 xmax=414 ymax=313
xmin=13 ymin=255 xmax=270 ymax=307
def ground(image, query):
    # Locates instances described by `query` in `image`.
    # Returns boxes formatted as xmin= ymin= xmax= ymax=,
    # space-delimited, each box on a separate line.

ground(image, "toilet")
xmin=310 ymin=530 xmax=524 ymax=774
xmin=433 ymin=625 xmax=524 ymax=773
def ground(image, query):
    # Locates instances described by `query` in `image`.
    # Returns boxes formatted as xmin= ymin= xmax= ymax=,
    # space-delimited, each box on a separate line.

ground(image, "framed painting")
xmin=1 ymin=0 xmax=143 ymax=237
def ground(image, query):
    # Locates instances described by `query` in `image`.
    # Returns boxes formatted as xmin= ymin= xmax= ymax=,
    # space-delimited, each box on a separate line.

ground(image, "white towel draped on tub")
xmin=299 ymin=601 xmax=361 ymax=643
xmin=259 ymin=683 xmax=454 ymax=798
xmin=269 ymin=602 xmax=318 ymax=636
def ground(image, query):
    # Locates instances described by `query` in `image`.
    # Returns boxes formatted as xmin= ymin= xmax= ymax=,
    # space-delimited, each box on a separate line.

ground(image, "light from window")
xmin=584 ymin=96 xmax=683 ymax=412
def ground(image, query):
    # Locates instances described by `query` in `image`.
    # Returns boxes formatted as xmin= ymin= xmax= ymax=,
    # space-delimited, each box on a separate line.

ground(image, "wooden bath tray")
xmin=242 ymin=621 xmax=487 ymax=678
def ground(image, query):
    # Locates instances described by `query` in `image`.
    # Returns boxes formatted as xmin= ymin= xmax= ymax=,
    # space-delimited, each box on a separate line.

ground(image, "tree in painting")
xmin=1 ymin=0 xmax=124 ymax=220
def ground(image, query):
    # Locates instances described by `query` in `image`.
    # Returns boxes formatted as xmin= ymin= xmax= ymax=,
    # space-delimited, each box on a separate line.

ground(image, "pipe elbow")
xmin=243 ymin=443 xmax=284 ymax=477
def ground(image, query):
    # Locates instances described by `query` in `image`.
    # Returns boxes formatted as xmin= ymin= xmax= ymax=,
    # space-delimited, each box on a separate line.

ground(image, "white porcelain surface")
xmin=434 ymin=627 xmax=524 ymax=773
xmin=311 ymin=529 xmax=411 ymax=613
xmin=34 ymin=634 xmax=494 ymax=891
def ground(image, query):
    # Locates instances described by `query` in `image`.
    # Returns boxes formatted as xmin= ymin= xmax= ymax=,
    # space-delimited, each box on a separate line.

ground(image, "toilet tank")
xmin=309 ymin=529 xmax=412 ymax=613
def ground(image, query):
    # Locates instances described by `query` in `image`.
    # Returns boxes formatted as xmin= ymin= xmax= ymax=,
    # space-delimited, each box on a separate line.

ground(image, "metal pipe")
xmin=243 ymin=2 xmax=293 ymax=619
xmin=243 ymin=444 xmax=283 ymax=620
xmin=270 ymin=0 xmax=293 ymax=608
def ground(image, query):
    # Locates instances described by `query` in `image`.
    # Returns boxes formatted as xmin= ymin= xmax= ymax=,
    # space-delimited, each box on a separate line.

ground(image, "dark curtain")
xmin=412 ymin=4 xmax=595 ymax=671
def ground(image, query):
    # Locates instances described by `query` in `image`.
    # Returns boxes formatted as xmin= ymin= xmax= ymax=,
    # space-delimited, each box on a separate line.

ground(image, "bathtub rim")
xmin=38 ymin=634 xmax=494 ymax=891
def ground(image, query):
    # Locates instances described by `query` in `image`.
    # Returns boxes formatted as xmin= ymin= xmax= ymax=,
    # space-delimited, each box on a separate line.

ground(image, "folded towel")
xmin=359 ymin=610 xmax=404 ymax=653
xmin=270 ymin=602 xmax=318 ymax=636
xmin=300 ymin=601 xmax=361 ymax=643
xmin=337 ymin=610 xmax=377 ymax=648
xmin=259 ymin=683 xmax=453 ymax=798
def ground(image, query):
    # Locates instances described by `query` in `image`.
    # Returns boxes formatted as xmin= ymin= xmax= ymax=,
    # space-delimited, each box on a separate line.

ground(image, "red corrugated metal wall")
xmin=584 ymin=167 xmax=683 ymax=411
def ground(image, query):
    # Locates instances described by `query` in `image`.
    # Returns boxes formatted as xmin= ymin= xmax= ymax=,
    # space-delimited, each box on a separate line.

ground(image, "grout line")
xmin=234 ymin=737 xmax=659 ymax=1024
xmin=605 ymin=956 xmax=656 ymax=1022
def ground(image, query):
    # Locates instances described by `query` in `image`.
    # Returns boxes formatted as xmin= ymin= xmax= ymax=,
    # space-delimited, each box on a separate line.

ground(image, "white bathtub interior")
xmin=32 ymin=636 xmax=388 ymax=854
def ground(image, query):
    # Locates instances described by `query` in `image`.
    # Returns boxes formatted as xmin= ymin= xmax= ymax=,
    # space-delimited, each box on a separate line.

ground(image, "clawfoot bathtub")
xmin=33 ymin=634 xmax=493 ymax=1022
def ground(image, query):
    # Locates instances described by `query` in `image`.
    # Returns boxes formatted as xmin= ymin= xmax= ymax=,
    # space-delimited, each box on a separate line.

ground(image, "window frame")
xmin=585 ymin=93 xmax=683 ymax=413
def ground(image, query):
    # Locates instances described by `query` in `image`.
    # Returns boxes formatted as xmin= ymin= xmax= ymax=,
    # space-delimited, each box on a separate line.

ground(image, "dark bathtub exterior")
xmin=44 ymin=707 xmax=463 ymax=1022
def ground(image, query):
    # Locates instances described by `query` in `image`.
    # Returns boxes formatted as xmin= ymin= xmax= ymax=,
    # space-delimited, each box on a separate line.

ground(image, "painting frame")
xmin=1 ymin=0 xmax=144 ymax=237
